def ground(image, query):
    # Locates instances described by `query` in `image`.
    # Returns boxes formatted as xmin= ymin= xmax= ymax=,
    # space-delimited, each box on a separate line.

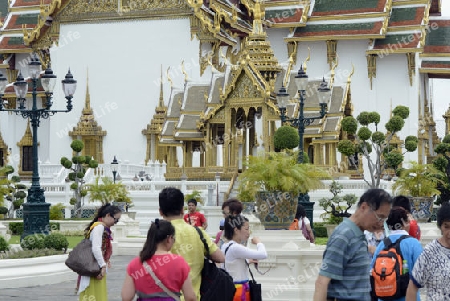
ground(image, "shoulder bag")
xmin=245 ymin=260 xmax=262 ymax=301
xmin=65 ymin=239 xmax=101 ymax=277
xmin=142 ymin=261 xmax=181 ymax=301
xmin=194 ymin=227 xmax=236 ymax=301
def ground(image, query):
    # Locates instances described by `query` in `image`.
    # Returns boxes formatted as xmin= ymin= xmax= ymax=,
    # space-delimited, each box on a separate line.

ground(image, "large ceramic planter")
xmin=324 ymin=224 xmax=338 ymax=238
xmin=241 ymin=202 xmax=256 ymax=215
xmin=255 ymin=191 xmax=297 ymax=230
xmin=409 ymin=196 xmax=434 ymax=223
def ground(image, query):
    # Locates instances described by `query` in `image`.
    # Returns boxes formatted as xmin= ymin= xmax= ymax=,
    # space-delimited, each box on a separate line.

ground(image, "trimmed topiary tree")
xmin=274 ymin=126 xmax=299 ymax=151
xmin=337 ymin=106 xmax=418 ymax=188
xmin=433 ymin=134 xmax=450 ymax=204
xmin=61 ymin=140 xmax=98 ymax=218
xmin=0 ymin=166 xmax=27 ymax=218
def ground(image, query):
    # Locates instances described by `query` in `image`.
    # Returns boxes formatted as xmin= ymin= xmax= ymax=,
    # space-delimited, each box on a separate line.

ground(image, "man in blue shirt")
xmin=313 ymin=189 xmax=392 ymax=301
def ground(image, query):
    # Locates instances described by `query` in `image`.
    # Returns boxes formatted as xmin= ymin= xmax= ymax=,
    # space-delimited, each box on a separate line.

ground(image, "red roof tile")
xmin=312 ymin=0 xmax=387 ymax=17
xmin=0 ymin=37 xmax=28 ymax=50
xmin=389 ymin=7 xmax=426 ymax=27
xmin=4 ymin=14 xmax=38 ymax=30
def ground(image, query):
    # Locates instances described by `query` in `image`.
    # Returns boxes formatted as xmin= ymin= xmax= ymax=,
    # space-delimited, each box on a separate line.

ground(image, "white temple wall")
xmin=44 ymin=18 xmax=200 ymax=166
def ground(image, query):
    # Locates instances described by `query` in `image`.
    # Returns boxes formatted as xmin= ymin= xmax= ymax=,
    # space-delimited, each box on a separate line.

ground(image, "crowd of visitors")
xmin=73 ymin=186 xmax=445 ymax=301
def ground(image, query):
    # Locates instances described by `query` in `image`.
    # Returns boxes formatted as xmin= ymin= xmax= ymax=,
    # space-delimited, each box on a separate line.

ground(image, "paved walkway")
xmin=2 ymin=255 xmax=135 ymax=301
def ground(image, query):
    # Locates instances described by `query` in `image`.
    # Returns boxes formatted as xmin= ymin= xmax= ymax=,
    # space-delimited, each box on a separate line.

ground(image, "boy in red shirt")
xmin=184 ymin=199 xmax=208 ymax=229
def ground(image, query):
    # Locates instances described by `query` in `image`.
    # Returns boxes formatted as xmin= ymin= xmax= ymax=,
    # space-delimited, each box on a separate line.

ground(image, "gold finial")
xmin=347 ymin=64 xmax=355 ymax=83
xmin=303 ymin=47 xmax=311 ymax=72
xmin=181 ymin=60 xmax=189 ymax=82
xmin=283 ymin=54 xmax=295 ymax=88
xmin=330 ymin=54 xmax=339 ymax=89
xmin=166 ymin=67 xmax=173 ymax=89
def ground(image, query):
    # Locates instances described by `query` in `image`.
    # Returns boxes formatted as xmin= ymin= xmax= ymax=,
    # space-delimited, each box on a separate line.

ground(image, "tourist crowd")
xmin=74 ymin=187 xmax=447 ymax=301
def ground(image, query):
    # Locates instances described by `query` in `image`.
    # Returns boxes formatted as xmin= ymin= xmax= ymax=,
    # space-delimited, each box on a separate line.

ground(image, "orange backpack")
xmin=289 ymin=218 xmax=299 ymax=230
xmin=370 ymin=235 xmax=410 ymax=300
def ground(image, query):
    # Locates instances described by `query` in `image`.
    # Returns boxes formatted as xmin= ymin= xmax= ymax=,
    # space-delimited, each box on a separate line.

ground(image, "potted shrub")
xmin=392 ymin=161 xmax=444 ymax=222
xmin=318 ymin=180 xmax=358 ymax=236
xmin=87 ymin=176 xmax=132 ymax=214
xmin=237 ymin=151 xmax=329 ymax=229
xmin=337 ymin=106 xmax=418 ymax=188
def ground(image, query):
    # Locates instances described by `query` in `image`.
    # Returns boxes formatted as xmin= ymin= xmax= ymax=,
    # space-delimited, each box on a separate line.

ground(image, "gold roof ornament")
xmin=167 ymin=67 xmax=173 ymax=89
xmin=303 ymin=47 xmax=311 ymax=72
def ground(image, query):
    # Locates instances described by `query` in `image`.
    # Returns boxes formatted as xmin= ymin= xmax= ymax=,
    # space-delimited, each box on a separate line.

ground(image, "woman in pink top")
xmin=121 ymin=219 xmax=196 ymax=301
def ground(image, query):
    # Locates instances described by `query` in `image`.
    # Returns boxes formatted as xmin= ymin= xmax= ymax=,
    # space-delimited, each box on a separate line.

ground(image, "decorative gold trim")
xmin=419 ymin=68 xmax=450 ymax=74
xmin=367 ymin=54 xmax=377 ymax=90
xmin=285 ymin=34 xmax=386 ymax=42
xmin=326 ymin=40 xmax=337 ymax=70
xmin=286 ymin=41 xmax=298 ymax=66
xmin=406 ymin=53 xmax=416 ymax=86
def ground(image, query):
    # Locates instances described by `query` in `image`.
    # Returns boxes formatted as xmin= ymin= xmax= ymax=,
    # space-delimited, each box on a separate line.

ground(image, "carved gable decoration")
xmin=228 ymin=73 xmax=263 ymax=99
xmin=210 ymin=107 xmax=225 ymax=122
xmin=59 ymin=0 xmax=191 ymax=22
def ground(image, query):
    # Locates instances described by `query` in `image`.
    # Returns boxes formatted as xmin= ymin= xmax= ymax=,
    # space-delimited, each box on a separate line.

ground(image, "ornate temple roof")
xmin=420 ymin=18 xmax=450 ymax=78
xmin=367 ymin=1 xmax=430 ymax=55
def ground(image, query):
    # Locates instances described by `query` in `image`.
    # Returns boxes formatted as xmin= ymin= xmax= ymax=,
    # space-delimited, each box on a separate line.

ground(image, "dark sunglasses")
xmin=113 ymin=217 xmax=120 ymax=224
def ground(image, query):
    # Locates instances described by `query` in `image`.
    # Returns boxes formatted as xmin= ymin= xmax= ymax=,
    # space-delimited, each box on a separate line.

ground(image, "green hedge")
xmin=8 ymin=222 xmax=60 ymax=236
xmin=313 ymin=222 xmax=328 ymax=238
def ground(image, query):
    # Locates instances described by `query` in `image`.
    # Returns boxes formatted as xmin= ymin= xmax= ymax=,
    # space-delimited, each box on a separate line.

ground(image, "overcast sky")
xmin=433 ymin=2 xmax=450 ymax=138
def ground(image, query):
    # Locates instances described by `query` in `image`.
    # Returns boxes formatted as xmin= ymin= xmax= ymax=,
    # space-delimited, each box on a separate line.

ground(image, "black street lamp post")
xmin=111 ymin=155 xmax=119 ymax=184
xmin=0 ymin=56 xmax=77 ymax=238
xmin=276 ymin=65 xmax=331 ymax=226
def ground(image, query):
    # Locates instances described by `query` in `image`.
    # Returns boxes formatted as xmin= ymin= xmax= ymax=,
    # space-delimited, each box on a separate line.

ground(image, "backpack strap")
xmin=382 ymin=235 xmax=410 ymax=256
xmin=224 ymin=243 xmax=234 ymax=271
xmin=194 ymin=226 xmax=210 ymax=258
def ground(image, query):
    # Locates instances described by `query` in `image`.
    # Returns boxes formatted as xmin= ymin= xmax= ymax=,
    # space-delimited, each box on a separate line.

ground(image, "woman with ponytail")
xmin=77 ymin=203 xmax=122 ymax=301
xmin=121 ymin=219 xmax=196 ymax=301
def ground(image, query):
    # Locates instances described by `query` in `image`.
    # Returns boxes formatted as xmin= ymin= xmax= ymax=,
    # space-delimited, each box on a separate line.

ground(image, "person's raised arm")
xmin=231 ymin=239 xmax=267 ymax=260
xmin=210 ymin=249 xmax=225 ymax=263
xmin=313 ymin=275 xmax=331 ymax=301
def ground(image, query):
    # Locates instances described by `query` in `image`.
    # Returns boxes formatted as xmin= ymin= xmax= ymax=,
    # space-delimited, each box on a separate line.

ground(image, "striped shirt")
xmin=319 ymin=218 xmax=371 ymax=301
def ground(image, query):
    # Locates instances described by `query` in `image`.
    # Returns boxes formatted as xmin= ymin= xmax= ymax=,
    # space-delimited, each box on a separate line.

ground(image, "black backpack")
xmin=194 ymin=227 xmax=236 ymax=301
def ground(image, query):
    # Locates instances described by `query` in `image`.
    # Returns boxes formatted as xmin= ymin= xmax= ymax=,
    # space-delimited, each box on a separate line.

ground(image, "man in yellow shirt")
xmin=159 ymin=187 xmax=225 ymax=300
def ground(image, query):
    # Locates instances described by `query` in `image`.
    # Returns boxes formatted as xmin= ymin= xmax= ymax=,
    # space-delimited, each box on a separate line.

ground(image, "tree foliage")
xmin=237 ymin=151 xmax=329 ymax=201
xmin=318 ymin=180 xmax=358 ymax=224
xmin=433 ymin=134 xmax=450 ymax=204
xmin=87 ymin=177 xmax=131 ymax=205
xmin=61 ymin=140 xmax=99 ymax=217
xmin=0 ymin=165 xmax=27 ymax=218
xmin=337 ymin=105 xmax=418 ymax=188
xmin=274 ymin=126 xmax=299 ymax=151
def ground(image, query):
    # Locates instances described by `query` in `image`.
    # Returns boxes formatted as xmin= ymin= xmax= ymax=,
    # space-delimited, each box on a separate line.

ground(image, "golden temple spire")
xmin=159 ymin=65 xmax=164 ymax=108
xmin=83 ymin=69 xmax=93 ymax=115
